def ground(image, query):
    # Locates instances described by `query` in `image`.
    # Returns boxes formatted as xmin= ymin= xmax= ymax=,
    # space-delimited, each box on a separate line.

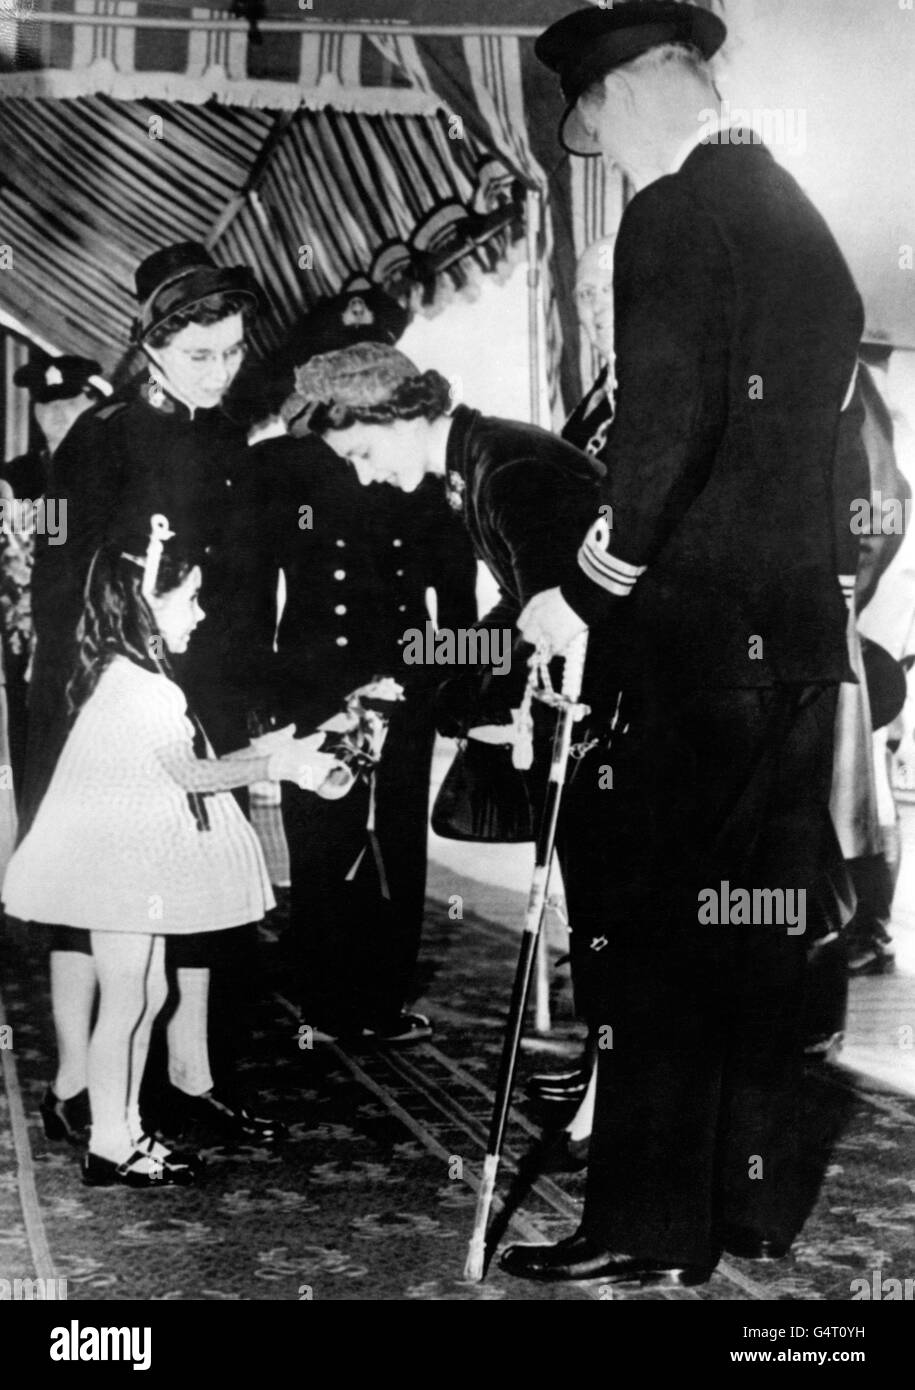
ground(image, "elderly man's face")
xmin=575 ymin=240 xmax=616 ymax=361
xmin=578 ymin=57 xmax=679 ymax=178
xmin=577 ymin=72 xmax=645 ymax=170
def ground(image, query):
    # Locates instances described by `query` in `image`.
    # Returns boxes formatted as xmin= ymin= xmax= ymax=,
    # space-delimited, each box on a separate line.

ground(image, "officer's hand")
xmin=518 ymin=588 xmax=587 ymax=660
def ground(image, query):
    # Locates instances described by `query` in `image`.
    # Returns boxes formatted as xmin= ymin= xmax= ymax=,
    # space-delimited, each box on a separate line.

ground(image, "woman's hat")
xmin=134 ymin=241 xmax=260 ymax=341
xmin=14 ymin=354 xmax=104 ymax=403
xmin=536 ymin=1 xmax=727 ymax=157
xmin=281 ymin=342 xmax=421 ymax=433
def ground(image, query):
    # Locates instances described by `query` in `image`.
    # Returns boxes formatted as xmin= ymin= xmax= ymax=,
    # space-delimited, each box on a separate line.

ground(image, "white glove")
xmin=267 ymin=733 xmax=341 ymax=792
xmin=467 ymin=709 xmax=525 ymax=746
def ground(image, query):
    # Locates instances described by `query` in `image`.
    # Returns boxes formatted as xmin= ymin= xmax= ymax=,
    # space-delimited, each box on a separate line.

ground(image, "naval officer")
xmin=506 ymin=1 xmax=863 ymax=1285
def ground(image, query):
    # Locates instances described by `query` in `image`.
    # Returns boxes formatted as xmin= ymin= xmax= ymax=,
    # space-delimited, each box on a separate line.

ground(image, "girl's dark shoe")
xmin=40 ymin=1087 xmax=90 ymax=1146
xmin=82 ymin=1135 xmax=203 ymax=1189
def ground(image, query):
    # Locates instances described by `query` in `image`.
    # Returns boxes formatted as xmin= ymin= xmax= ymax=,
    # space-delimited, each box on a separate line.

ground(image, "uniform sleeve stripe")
xmin=580 ymin=540 xmax=647 ymax=583
xmin=584 ymin=552 xmax=646 ymax=584
xmin=578 ymin=545 xmax=642 ymax=596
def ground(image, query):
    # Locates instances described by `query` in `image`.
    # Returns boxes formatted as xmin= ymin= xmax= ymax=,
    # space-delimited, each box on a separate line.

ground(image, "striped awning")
xmin=0 ymin=94 xmax=516 ymax=374
xmin=0 ymin=2 xmax=728 ymax=412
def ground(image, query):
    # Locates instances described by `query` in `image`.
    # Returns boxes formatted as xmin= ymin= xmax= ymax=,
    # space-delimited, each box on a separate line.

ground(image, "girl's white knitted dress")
xmin=3 ymin=656 xmax=274 ymax=933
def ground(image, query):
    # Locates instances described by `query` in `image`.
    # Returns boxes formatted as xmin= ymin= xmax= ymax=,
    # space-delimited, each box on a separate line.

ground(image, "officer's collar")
xmin=139 ymin=379 xmax=219 ymax=423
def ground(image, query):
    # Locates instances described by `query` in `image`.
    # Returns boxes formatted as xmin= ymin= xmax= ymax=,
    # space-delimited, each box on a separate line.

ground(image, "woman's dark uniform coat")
xmin=233 ymin=435 xmax=478 ymax=1032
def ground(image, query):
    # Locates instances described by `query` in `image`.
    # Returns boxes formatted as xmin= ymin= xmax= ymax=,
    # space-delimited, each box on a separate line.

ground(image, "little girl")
xmin=3 ymin=517 xmax=335 ymax=1187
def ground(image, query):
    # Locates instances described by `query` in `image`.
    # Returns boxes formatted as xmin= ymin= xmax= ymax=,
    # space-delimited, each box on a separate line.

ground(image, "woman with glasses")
xmin=21 ymin=243 xmax=284 ymax=1152
xmin=26 ymin=241 xmax=260 ymax=824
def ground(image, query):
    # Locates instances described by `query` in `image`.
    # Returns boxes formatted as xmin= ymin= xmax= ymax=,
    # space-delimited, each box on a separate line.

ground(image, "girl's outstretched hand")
xmin=267 ymin=732 xmax=341 ymax=792
xmin=246 ymin=724 xmax=299 ymax=756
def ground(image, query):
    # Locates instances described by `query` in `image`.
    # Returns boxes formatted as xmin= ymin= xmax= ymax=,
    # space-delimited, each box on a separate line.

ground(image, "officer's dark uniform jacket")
xmin=547 ymin=138 xmax=866 ymax=1267
xmin=235 ymin=434 xmax=478 ymax=727
xmin=23 ymin=381 xmax=249 ymax=830
xmin=560 ymin=139 xmax=863 ymax=691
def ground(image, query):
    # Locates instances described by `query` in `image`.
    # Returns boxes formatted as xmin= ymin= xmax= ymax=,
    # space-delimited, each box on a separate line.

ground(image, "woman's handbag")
xmin=431 ymin=737 xmax=537 ymax=843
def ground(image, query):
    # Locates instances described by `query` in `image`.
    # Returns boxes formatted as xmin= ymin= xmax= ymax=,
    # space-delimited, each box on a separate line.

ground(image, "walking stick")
xmin=464 ymin=630 xmax=589 ymax=1282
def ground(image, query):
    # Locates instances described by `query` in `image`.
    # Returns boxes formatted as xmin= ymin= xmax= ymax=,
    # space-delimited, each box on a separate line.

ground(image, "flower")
xmin=446 ymin=470 xmax=465 ymax=513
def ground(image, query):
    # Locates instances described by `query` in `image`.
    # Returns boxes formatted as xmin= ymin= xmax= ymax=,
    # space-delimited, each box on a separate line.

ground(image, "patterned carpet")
xmin=1 ymin=902 xmax=914 ymax=1302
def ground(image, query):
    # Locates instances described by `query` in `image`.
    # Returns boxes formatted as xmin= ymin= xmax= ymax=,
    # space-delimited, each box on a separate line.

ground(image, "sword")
xmin=464 ymin=630 xmax=589 ymax=1283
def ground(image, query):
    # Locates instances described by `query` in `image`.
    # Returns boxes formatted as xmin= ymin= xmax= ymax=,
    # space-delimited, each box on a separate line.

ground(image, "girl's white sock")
xmin=167 ymin=967 xmax=214 ymax=1098
xmin=89 ymin=933 xmax=167 ymax=1163
xmin=50 ymin=950 xmax=97 ymax=1099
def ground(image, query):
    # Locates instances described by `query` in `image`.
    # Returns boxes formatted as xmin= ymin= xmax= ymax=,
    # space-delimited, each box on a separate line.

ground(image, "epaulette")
xmin=94 ymin=400 xmax=129 ymax=423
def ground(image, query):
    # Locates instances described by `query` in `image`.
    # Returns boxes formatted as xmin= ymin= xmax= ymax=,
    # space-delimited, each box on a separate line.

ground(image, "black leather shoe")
xmin=526 ymin=1067 xmax=591 ymax=1104
xmin=178 ymin=1089 xmax=288 ymax=1146
xmin=500 ymin=1234 xmax=714 ymax=1285
xmin=82 ymin=1136 xmax=203 ymax=1189
xmin=40 ymin=1087 xmax=90 ymax=1146
xmin=720 ymin=1226 xmax=790 ymax=1261
xmin=363 ymin=1012 xmax=433 ymax=1046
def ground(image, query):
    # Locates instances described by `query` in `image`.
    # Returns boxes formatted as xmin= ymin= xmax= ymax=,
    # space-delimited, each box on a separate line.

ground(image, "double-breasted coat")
xmin=232 ymin=435 xmax=478 ymax=1030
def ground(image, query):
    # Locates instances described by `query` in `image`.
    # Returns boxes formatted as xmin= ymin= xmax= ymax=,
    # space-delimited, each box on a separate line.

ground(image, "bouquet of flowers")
xmin=315 ymin=677 xmax=406 ymax=800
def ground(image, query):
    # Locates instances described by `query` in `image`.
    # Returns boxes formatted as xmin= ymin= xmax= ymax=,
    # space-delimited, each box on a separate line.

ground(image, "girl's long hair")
xmin=66 ymin=544 xmax=200 ymax=723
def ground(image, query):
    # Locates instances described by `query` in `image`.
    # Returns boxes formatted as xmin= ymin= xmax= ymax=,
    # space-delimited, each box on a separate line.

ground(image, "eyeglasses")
xmin=177 ymin=344 xmax=247 ymax=372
